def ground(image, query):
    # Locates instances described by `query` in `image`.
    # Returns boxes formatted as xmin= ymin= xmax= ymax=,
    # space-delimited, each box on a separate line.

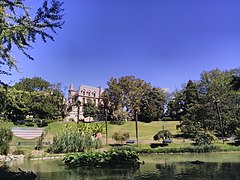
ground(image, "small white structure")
xmin=12 ymin=127 xmax=45 ymax=139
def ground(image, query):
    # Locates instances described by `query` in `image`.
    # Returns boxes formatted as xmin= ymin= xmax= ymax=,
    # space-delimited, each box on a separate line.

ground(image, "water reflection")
xmin=8 ymin=153 xmax=240 ymax=180
xmin=133 ymin=162 xmax=240 ymax=180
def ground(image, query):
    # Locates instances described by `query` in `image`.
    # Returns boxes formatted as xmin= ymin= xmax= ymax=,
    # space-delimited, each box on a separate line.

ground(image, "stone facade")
xmin=65 ymin=84 xmax=102 ymax=122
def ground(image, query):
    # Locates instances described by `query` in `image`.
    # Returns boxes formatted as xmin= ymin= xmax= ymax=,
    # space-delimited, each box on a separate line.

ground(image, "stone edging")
xmin=0 ymin=155 xmax=25 ymax=162
xmin=30 ymin=156 xmax=64 ymax=161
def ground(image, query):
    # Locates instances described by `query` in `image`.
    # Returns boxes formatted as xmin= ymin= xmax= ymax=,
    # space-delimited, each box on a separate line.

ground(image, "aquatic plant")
xmin=63 ymin=150 xmax=140 ymax=167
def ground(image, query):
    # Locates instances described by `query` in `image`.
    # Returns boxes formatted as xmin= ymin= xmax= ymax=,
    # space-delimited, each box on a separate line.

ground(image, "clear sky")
xmin=2 ymin=0 xmax=240 ymax=94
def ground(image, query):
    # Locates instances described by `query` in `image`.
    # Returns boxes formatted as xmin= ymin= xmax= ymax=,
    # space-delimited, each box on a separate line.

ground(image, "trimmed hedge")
xmin=111 ymin=144 xmax=222 ymax=154
xmin=137 ymin=145 xmax=221 ymax=153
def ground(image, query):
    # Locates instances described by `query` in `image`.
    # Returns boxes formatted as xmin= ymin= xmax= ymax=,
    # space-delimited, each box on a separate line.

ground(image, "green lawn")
xmin=1 ymin=120 xmax=180 ymax=147
xmin=44 ymin=121 xmax=180 ymax=144
xmin=2 ymin=120 xmax=240 ymax=155
xmin=105 ymin=121 xmax=180 ymax=143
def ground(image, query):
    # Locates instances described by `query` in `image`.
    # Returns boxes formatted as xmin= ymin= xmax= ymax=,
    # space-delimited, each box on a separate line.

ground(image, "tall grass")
xmin=48 ymin=123 xmax=103 ymax=153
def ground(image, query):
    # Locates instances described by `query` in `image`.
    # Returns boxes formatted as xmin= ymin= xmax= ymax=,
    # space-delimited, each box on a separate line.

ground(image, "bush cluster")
xmin=112 ymin=132 xmax=130 ymax=144
xmin=0 ymin=126 xmax=13 ymax=155
xmin=63 ymin=150 xmax=140 ymax=167
xmin=138 ymin=145 xmax=221 ymax=154
xmin=48 ymin=123 xmax=104 ymax=153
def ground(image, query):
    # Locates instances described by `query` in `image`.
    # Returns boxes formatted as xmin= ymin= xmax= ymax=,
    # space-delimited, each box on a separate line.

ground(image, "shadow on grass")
xmin=109 ymin=144 xmax=125 ymax=147
xmin=150 ymin=143 xmax=168 ymax=148
xmin=227 ymin=141 xmax=240 ymax=146
xmin=173 ymin=133 xmax=195 ymax=139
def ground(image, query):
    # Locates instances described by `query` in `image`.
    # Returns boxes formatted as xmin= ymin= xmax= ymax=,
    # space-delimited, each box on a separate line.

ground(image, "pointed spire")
xmin=78 ymin=86 xmax=81 ymax=94
xmin=69 ymin=83 xmax=74 ymax=91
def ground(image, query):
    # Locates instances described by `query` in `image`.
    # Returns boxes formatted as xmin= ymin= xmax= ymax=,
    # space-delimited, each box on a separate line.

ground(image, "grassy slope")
xmin=1 ymin=121 xmax=180 ymax=146
xmin=45 ymin=121 xmax=180 ymax=144
xmin=106 ymin=121 xmax=180 ymax=143
xmin=2 ymin=121 xmax=240 ymax=155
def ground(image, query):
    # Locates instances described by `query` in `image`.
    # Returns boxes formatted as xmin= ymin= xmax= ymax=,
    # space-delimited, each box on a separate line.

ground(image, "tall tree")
xmin=139 ymin=87 xmax=168 ymax=122
xmin=105 ymin=75 xmax=150 ymax=145
xmin=179 ymin=80 xmax=201 ymax=134
xmin=174 ymin=68 xmax=240 ymax=137
xmin=105 ymin=76 xmax=150 ymax=118
xmin=0 ymin=0 xmax=64 ymax=84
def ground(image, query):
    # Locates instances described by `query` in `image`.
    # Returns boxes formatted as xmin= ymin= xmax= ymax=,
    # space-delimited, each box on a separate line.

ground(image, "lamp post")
xmin=103 ymin=98 xmax=108 ymax=145
xmin=135 ymin=109 xmax=139 ymax=146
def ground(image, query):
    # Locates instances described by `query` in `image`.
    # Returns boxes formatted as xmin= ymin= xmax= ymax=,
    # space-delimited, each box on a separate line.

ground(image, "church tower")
xmin=68 ymin=83 xmax=75 ymax=105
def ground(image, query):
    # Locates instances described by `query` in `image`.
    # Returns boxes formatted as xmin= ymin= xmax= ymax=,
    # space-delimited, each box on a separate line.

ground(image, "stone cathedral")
xmin=65 ymin=83 xmax=102 ymax=122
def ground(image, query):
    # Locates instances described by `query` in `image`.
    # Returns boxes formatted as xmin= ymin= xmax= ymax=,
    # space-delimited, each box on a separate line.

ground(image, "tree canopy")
xmin=0 ymin=0 xmax=64 ymax=84
xmin=170 ymin=68 xmax=240 ymax=137
xmin=104 ymin=75 xmax=167 ymax=122
xmin=0 ymin=76 xmax=65 ymax=120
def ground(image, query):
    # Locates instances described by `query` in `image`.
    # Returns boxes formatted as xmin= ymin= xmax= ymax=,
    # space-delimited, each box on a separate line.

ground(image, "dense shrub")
xmin=153 ymin=130 xmax=172 ymax=143
xmin=194 ymin=131 xmax=216 ymax=145
xmin=112 ymin=132 xmax=130 ymax=144
xmin=48 ymin=123 xmax=103 ymax=153
xmin=25 ymin=122 xmax=34 ymax=127
xmin=138 ymin=144 xmax=221 ymax=154
xmin=63 ymin=150 xmax=140 ymax=167
xmin=0 ymin=126 xmax=13 ymax=155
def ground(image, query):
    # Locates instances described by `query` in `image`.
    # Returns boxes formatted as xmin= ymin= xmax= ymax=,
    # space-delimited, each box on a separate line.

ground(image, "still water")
xmin=8 ymin=152 xmax=240 ymax=180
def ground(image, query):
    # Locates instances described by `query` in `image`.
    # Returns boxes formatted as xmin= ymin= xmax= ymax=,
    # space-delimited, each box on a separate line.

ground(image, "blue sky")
xmin=2 ymin=0 xmax=240 ymax=94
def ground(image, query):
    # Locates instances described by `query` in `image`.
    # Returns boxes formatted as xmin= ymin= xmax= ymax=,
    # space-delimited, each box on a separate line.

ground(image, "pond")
xmin=7 ymin=152 xmax=240 ymax=180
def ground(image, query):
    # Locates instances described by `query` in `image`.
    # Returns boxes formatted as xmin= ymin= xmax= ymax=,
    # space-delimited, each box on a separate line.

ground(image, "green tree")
xmin=174 ymin=68 xmax=240 ymax=137
xmin=112 ymin=106 xmax=130 ymax=122
xmin=14 ymin=77 xmax=50 ymax=92
xmin=0 ymin=85 xmax=7 ymax=114
xmin=0 ymin=126 xmax=13 ymax=155
xmin=1 ymin=77 xmax=65 ymax=121
xmin=83 ymin=99 xmax=99 ymax=121
xmin=139 ymin=87 xmax=168 ymax=122
xmin=0 ymin=0 xmax=64 ymax=83
xmin=104 ymin=76 xmax=150 ymax=116
xmin=4 ymin=88 xmax=31 ymax=120
xmin=165 ymin=91 xmax=184 ymax=120
xmin=179 ymin=80 xmax=201 ymax=134
xmin=104 ymin=75 xmax=150 ymax=145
